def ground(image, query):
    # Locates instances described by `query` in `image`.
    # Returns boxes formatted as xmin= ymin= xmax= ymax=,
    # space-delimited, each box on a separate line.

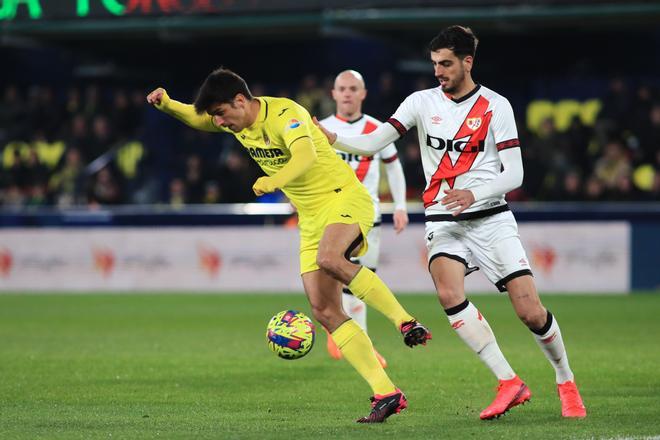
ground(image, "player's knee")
xmin=518 ymin=307 xmax=547 ymax=329
xmin=435 ymin=284 xmax=465 ymax=309
xmin=316 ymin=253 xmax=341 ymax=278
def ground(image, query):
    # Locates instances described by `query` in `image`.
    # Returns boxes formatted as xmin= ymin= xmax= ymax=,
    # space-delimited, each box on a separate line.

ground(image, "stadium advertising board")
xmin=0 ymin=222 xmax=630 ymax=293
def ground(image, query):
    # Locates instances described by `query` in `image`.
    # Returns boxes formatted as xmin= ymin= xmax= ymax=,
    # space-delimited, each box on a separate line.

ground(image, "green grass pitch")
xmin=1 ymin=293 xmax=659 ymax=439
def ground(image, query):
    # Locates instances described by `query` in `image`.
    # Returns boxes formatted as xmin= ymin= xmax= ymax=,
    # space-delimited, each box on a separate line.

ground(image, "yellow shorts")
xmin=298 ymin=183 xmax=375 ymax=274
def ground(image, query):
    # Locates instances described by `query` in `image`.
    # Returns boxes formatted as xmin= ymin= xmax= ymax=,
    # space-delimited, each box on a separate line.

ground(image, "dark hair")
xmin=428 ymin=25 xmax=478 ymax=58
xmin=194 ymin=67 xmax=253 ymax=114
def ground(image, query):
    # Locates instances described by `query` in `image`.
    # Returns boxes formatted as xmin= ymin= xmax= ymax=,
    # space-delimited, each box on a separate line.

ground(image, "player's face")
xmin=209 ymin=97 xmax=249 ymax=132
xmin=431 ymin=49 xmax=471 ymax=95
xmin=332 ymin=74 xmax=366 ymax=117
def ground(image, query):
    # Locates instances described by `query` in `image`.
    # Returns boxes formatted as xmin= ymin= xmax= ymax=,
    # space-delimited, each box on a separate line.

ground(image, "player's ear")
xmin=462 ymin=55 xmax=474 ymax=73
xmin=233 ymin=93 xmax=247 ymax=107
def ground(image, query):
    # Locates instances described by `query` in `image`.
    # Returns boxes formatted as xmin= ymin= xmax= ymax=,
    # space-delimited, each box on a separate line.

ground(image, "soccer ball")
xmin=266 ymin=310 xmax=315 ymax=360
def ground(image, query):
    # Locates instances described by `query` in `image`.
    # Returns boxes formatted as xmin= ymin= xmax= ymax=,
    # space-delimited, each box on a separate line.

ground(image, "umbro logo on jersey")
xmin=431 ymin=116 xmax=443 ymax=124
xmin=278 ymin=108 xmax=289 ymax=117
xmin=466 ymin=117 xmax=482 ymax=130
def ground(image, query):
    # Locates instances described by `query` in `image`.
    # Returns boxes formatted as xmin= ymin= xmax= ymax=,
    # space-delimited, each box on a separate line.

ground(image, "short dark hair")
xmin=428 ymin=25 xmax=479 ymax=58
xmin=194 ymin=67 xmax=253 ymax=114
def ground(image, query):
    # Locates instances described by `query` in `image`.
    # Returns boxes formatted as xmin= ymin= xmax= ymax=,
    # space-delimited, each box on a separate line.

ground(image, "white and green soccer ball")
xmin=266 ymin=310 xmax=316 ymax=360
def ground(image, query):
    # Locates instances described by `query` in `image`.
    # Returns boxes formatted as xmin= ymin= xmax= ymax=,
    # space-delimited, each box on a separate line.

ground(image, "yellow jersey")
xmin=215 ymin=97 xmax=359 ymax=213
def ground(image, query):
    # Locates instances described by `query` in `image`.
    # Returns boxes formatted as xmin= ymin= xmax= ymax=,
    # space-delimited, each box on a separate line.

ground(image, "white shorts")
xmin=351 ymin=223 xmax=381 ymax=270
xmin=425 ymin=211 xmax=532 ymax=292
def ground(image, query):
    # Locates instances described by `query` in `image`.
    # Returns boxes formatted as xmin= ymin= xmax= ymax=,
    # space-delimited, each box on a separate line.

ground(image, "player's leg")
xmin=344 ymin=223 xmax=382 ymax=333
xmin=506 ymin=275 xmax=586 ymax=418
xmin=431 ymin=256 xmax=517 ymax=380
xmin=428 ymin=219 xmax=527 ymax=420
xmin=324 ymin=290 xmax=366 ymax=361
xmin=331 ymin=224 xmax=387 ymax=367
xmin=301 ymin=270 xmax=406 ymax=422
xmin=317 ymin=221 xmax=430 ymax=346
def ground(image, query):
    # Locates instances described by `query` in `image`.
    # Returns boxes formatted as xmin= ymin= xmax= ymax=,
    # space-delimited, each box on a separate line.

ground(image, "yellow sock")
xmin=332 ymin=319 xmax=396 ymax=395
xmin=348 ymin=267 xmax=414 ymax=328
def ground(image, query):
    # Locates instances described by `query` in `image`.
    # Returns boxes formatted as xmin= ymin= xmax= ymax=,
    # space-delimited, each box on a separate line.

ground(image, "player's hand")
xmin=392 ymin=209 xmax=409 ymax=234
xmin=441 ymin=189 xmax=475 ymax=216
xmin=312 ymin=116 xmax=337 ymax=145
xmin=146 ymin=87 xmax=169 ymax=107
xmin=252 ymin=176 xmax=278 ymax=196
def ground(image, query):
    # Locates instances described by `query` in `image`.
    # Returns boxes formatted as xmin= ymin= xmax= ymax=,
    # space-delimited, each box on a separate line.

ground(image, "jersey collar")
xmin=445 ymin=84 xmax=481 ymax=104
xmin=335 ymin=113 xmax=364 ymax=124
xmin=256 ymin=97 xmax=269 ymax=122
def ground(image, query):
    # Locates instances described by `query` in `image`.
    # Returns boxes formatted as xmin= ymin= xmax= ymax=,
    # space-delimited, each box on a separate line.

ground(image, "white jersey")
xmin=320 ymin=114 xmax=399 ymax=221
xmin=388 ymin=84 xmax=520 ymax=217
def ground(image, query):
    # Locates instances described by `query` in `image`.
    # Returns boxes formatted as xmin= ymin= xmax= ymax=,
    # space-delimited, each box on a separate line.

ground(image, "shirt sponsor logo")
xmin=248 ymin=147 xmax=284 ymax=159
xmin=426 ymin=135 xmax=485 ymax=152
xmin=287 ymin=119 xmax=301 ymax=130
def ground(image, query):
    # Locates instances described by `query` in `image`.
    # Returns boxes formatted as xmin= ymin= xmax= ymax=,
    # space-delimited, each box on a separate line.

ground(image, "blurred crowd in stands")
xmin=0 ymin=75 xmax=658 ymax=209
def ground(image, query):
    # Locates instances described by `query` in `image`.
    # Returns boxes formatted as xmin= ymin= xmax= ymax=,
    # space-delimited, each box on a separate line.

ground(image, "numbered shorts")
xmin=425 ymin=210 xmax=532 ymax=292
xmin=299 ymin=183 xmax=375 ymax=274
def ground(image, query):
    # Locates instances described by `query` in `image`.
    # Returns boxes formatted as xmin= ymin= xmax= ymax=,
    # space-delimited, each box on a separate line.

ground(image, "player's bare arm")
xmin=392 ymin=209 xmax=409 ymax=233
xmin=441 ymin=189 xmax=476 ymax=216
xmin=382 ymin=153 xmax=409 ymax=233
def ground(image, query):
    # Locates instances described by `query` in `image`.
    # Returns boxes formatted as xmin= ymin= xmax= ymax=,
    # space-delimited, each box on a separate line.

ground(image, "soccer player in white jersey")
xmin=317 ymin=26 xmax=587 ymax=420
xmin=320 ymin=70 xmax=409 ymax=368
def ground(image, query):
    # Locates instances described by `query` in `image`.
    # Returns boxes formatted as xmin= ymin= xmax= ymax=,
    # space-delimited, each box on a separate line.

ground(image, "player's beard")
xmin=440 ymin=68 xmax=466 ymax=95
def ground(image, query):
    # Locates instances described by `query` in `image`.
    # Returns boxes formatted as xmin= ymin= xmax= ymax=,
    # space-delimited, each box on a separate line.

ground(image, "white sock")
xmin=446 ymin=300 xmax=516 ymax=381
xmin=532 ymin=311 xmax=574 ymax=384
xmin=342 ymin=291 xmax=367 ymax=332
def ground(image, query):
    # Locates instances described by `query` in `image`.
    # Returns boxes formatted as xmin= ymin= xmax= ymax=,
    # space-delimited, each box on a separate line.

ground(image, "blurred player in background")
xmin=317 ymin=26 xmax=586 ymax=420
xmin=320 ymin=70 xmax=409 ymax=368
xmin=146 ymin=68 xmax=431 ymax=423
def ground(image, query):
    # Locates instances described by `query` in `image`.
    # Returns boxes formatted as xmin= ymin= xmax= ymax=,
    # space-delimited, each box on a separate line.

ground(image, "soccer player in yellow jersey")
xmin=146 ymin=68 xmax=431 ymax=423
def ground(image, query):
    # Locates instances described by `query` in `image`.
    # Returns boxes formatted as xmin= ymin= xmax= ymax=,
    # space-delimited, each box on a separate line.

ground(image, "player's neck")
xmin=446 ymin=78 xmax=477 ymax=101
xmin=246 ymin=98 xmax=261 ymax=127
xmin=336 ymin=111 xmax=362 ymax=123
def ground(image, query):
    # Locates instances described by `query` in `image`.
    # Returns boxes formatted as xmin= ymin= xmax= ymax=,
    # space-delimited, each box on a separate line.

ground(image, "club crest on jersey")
xmin=466 ymin=117 xmax=482 ymax=130
xmin=286 ymin=119 xmax=301 ymax=131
